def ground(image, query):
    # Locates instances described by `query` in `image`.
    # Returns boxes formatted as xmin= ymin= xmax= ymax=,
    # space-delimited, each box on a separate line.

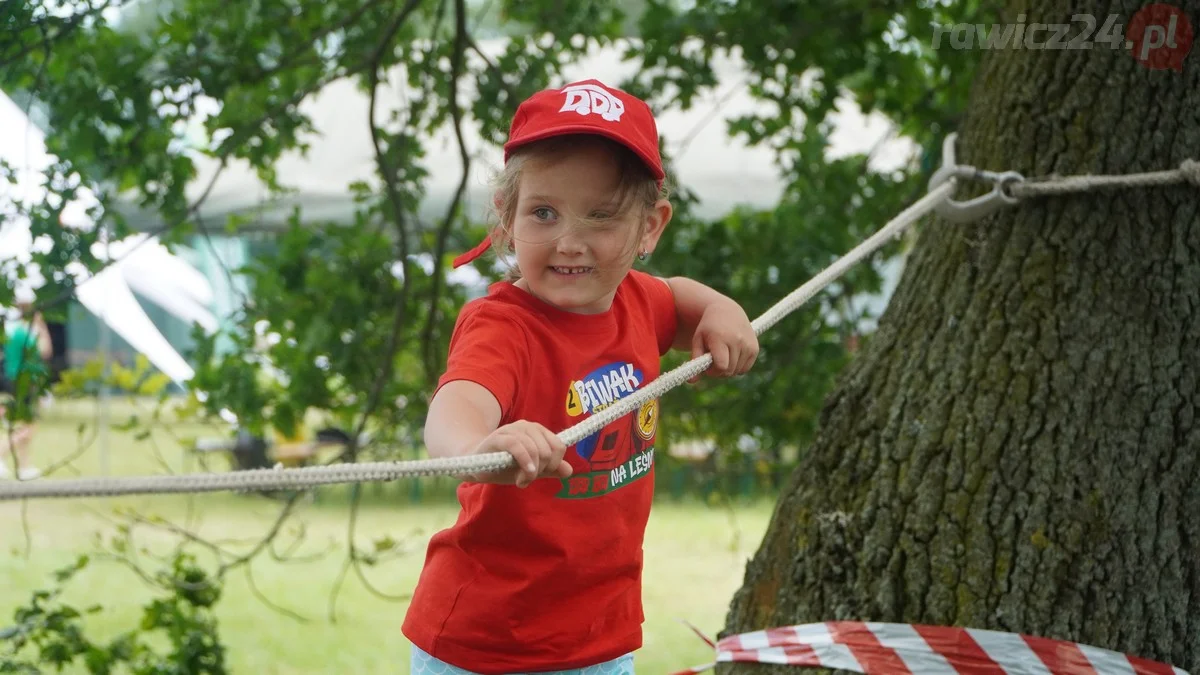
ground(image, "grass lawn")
xmin=0 ymin=398 xmax=775 ymax=674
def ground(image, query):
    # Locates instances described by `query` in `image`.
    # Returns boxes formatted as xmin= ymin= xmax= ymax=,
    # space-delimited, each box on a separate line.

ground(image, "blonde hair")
xmin=486 ymin=135 xmax=667 ymax=281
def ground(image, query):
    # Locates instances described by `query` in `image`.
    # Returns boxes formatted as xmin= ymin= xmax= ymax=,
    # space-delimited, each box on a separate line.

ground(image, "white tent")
xmin=0 ymin=90 xmax=218 ymax=384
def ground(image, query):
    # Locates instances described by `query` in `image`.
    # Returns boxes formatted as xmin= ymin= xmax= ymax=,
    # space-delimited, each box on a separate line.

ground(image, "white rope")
xmin=1007 ymin=158 xmax=1200 ymax=198
xmin=0 ymin=181 xmax=958 ymax=501
xmin=4 ymin=147 xmax=1194 ymax=502
xmin=932 ymin=132 xmax=1197 ymax=224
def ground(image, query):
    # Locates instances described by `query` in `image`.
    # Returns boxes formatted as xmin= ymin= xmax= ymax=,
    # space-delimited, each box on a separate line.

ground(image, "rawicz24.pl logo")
xmin=931 ymin=4 xmax=1194 ymax=71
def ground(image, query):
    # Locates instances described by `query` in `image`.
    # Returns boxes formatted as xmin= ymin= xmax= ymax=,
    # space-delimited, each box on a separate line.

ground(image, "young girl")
xmin=402 ymin=79 xmax=758 ymax=674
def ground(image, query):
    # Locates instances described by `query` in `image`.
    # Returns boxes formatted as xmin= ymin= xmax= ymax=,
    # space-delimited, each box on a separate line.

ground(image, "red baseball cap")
xmin=451 ymin=79 xmax=664 ymax=268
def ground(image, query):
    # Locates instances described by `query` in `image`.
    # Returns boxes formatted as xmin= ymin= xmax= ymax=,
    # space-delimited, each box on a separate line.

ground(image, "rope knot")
xmin=1181 ymin=159 xmax=1200 ymax=187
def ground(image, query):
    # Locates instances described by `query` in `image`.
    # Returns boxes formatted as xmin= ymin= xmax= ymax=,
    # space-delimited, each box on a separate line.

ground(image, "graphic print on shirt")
xmin=558 ymin=361 xmax=657 ymax=499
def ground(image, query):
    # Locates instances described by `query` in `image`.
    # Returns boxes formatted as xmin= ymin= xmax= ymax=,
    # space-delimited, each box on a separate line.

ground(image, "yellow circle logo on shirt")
xmin=566 ymin=383 xmax=584 ymax=417
xmin=636 ymin=399 xmax=658 ymax=440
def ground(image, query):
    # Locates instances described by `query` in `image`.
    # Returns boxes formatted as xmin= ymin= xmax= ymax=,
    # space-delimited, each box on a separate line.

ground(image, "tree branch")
xmin=420 ymin=0 xmax=472 ymax=386
xmin=0 ymin=0 xmax=123 ymax=69
xmin=254 ymin=0 xmax=391 ymax=81
xmin=215 ymin=492 xmax=305 ymax=575
xmin=243 ymin=562 xmax=311 ymax=623
xmin=327 ymin=483 xmax=412 ymax=622
xmin=467 ymin=37 xmax=519 ymax=103
xmin=345 ymin=0 xmax=424 ymax=460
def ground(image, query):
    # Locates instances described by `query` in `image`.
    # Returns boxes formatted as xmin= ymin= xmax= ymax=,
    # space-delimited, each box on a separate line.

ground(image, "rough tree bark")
xmin=721 ymin=0 xmax=1200 ymax=671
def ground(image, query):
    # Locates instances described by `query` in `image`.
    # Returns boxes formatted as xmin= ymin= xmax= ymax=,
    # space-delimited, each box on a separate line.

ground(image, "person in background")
xmin=0 ymin=302 xmax=53 ymax=480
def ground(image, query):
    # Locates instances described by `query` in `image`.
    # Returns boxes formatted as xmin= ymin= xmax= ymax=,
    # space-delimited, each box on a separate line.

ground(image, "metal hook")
xmin=927 ymin=133 xmax=1025 ymax=224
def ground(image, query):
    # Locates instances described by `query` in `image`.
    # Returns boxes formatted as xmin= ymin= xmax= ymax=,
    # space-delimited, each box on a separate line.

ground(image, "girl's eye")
xmin=532 ymin=207 xmax=555 ymax=221
xmin=591 ymin=213 xmax=626 ymax=231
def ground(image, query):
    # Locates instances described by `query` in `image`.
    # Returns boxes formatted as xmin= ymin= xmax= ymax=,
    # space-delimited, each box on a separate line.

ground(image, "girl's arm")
xmin=424 ymin=380 xmax=571 ymax=487
xmin=423 ymin=380 xmax=502 ymax=460
xmin=660 ymin=276 xmax=759 ymax=378
xmin=661 ymin=277 xmax=738 ymax=350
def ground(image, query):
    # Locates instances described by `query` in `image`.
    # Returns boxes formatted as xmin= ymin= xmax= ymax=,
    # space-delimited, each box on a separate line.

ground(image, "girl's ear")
xmin=639 ymin=199 xmax=673 ymax=256
xmin=493 ymin=193 xmax=514 ymax=250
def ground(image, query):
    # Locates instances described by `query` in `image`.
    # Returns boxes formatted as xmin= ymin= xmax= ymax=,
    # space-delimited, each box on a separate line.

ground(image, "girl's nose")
xmin=555 ymin=227 xmax=587 ymax=255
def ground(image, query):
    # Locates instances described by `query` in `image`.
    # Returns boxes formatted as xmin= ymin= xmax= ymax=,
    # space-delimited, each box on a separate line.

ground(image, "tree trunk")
xmin=721 ymin=0 xmax=1200 ymax=671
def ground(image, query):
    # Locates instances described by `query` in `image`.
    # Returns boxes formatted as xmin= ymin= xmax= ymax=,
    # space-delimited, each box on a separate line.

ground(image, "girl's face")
xmin=509 ymin=141 xmax=670 ymax=315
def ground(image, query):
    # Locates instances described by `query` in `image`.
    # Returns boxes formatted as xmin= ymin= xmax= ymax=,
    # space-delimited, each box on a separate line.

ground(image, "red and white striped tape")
xmin=671 ymin=621 xmax=1191 ymax=675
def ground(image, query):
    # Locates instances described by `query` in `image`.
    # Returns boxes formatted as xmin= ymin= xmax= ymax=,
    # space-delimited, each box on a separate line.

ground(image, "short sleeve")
xmin=627 ymin=270 xmax=677 ymax=356
xmin=435 ymin=301 xmax=528 ymax=418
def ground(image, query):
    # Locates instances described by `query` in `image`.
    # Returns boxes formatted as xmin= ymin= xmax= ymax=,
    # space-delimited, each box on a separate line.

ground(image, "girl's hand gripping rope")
xmin=467 ymin=420 xmax=572 ymax=488
xmin=688 ymin=298 xmax=759 ymax=383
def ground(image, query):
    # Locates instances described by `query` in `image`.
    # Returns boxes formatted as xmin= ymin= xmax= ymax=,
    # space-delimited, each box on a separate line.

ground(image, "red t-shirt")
xmin=402 ymin=270 xmax=678 ymax=673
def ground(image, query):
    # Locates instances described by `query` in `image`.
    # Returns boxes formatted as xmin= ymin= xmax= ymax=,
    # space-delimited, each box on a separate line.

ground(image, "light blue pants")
xmin=411 ymin=646 xmax=635 ymax=674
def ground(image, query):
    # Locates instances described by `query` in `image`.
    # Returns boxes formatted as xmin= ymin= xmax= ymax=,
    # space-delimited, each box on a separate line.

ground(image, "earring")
xmin=638 ymin=250 xmax=647 ymax=261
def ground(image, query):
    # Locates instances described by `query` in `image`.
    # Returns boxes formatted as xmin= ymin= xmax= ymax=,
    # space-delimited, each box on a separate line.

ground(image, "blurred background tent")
xmin=0 ymin=89 xmax=218 ymax=386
